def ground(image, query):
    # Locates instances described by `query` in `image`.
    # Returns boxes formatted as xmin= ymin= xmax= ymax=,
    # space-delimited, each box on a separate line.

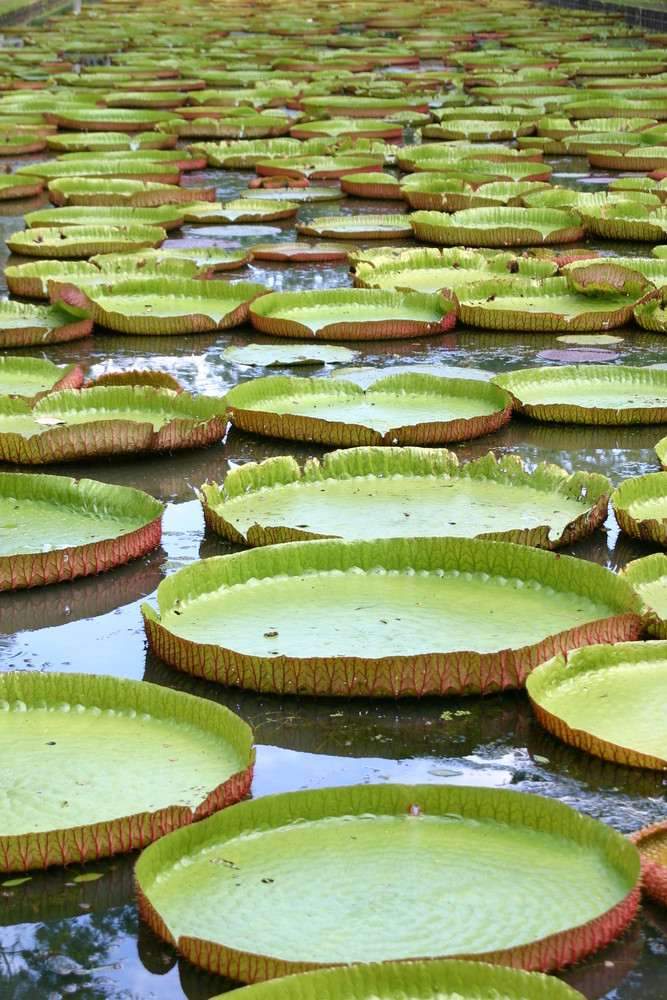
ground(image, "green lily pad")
xmin=6 ymin=225 xmax=167 ymax=259
xmin=181 ymin=199 xmax=299 ymax=224
xmin=0 ymin=386 xmax=227 ymax=464
xmin=411 ymin=208 xmax=586 ymax=247
xmin=135 ymin=783 xmax=639 ymax=978
xmin=527 ymin=641 xmax=667 ymax=770
xmin=557 ymin=334 xmax=625 ymax=346
xmin=199 ymin=448 xmax=609 ymax=550
xmin=25 ymin=205 xmax=185 ymax=232
xmin=422 ymin=118 xmax=536 ymax=142
xmin=225 ymin=373 xmax=511 ymax=448
xmin=0 ymin=302 xmax=92 ymax=349
xmin=44 ymin=108 xmax=181 ymax=130
xmin=0 ymin=175 xmax=44 ymax=201
xmin=621 ymin=553 xmax=667 ymax=639
xmin=457 ymin=266 xmax=655 ymax=333
xmin=492 ymin=366 xmax=667 ymax=425
xmin=249 ymin=289 xmax=455 ymax=341
xmin=0 ymin=671 xmax=254 ymax=871
xmin=142 ymin=535 xmax=641 ymax=697
xmin=223 ymin=344 xmax=357 ymax=368
xmin=0 ymin=357 xmax=83 ymax=403
xmin=0 ymin=472 xmax=163 ymax=590
xmin=16 ymin=160 xmax=181 ymax=184
xmin=47 ymin=177 xmax=216 ymax=208
xmin=329 ymin=364 xmax=495 ymax=388
xmin=249 ymin=242 xmax=354 ymax=262
xmin=5 ymin=259 xmax=199 ymax=299
xmin=209 ymin=959 xmax=586 ymax=1000
xmin=635 ymin=292 xmax=667 ymax=332
xmin=46 ymin=130 xmax=177 ymax=153
xmin=195 ymin=138 xmax=303 ymax=168
xmin=296 ymin=214 xmax=413 ymax=240
xmin=353 ymin=248 xmax=554 ymax=296
xmin=59 ymin=278 xmax=268 ymax=335
xmin=611 ymin=472 xmax=667 ymax=547
xmin=239 ymin=186 xmax=344 ymax=204
xmin=255 ymin=155 xmax=384 ymax=180
xmin=90 ymin=247 xmax=251 ymax=272
xmin=339 ymin=172 xmax=403 ymax=199
xmin=291 ymin=119 xmax=403 ymax=141
xmin=628 ymin=821 xmax=667 ymax=909
xmin=577 ymin=203 xmax=667 ymax=241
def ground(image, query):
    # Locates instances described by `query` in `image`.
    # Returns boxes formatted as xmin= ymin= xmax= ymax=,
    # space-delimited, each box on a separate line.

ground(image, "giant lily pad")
xmin=611 ymin=472 xmax=667 ymax=547
xmin=339 ymin=172 xmax=403 ymax=199
xmin=5 ymin=258 xmax=202 ymax=299
xmin=411 ymin=208 xmax=586 ymax=247
xmin=0 ymin=302 xmax=92 ymax=349
xmin=211 ymin=961 xmax=585 ymax=1000
xmin=135 ymin=783 xmax=639 ymax=978
xmin=142 ymin=536 xmax=641 ymax=697
xmin=43 ymin=108 xmax=181 ymax=130
xmin=629 ymin=821 xmax=667 ymax=908
xmin=255 ymin=155 xmax=383 ymax=180
xmin=223 ymin=345 xmax=357 ymax=368
xmin=0 ymin=386 xmax=227 ymax=464
xmin=621 ymin=553 xmax=667 ymax=639
xmin=57 ymin=278 xmax=267 ymax=335
xmin=0 ymin=671 xmax=254 ymax=871
xmin=0 ymin=175 xmax=44 ymax=201
xmin=577 ymin=203 xmax=667 ymax=241
xmin=248 ymin=242 xmax=354 ymax=263
xmin=16 ymin=160 xmax=182 ymax=185
xmin=24 ymin=205 xmax=186 ymax=232
xmin=91 ymin=247 xmax=251 ymax=272
xmin=249 ymin=290 xmax=455 ymax=341
xmin=493 ymin=366 xmax=667 ymax=425
xmin=634 ymin=288 xmax=667 ymax=331
xmin=224 ymin=374 xmax=512 ymax=448
xmin=180 ymin=199 xmax=299 ymax=224
xmin=6 ymin=225 xmax=167 ymax=259
xmin=239 ymin=186 xmax=344 ymax=204
xmin=0 ymin=357 xmax=83 ymax=403
xmin=47 ymin=178 xmax=216 ymax=208
xmin=457 ymin=266 xmax=656 ymax=333
xmin=45 ymin=130 xmax=177 ymax=153
xmin=527 ymin=641 xmax=667 ymax=770
xmin=199 ymin=448 xmax=609 ymax=550
xmin=296 ymin=214 xmax=413 ymax=240
xmin=0 ymin=473 xmax=163 ymax=590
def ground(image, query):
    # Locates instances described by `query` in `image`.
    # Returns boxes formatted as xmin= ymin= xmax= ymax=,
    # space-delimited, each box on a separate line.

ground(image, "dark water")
xmin=0 ymin=118 xmax=666 ymax=1000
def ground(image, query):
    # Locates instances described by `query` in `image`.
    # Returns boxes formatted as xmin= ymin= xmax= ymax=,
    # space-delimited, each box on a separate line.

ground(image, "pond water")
xmin=0 ymin=104 xmax=666 ymax=1000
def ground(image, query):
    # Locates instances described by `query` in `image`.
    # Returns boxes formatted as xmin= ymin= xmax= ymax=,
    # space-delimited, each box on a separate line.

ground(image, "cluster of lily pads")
xmin=1 ymin=0 xmax=667 ymax=997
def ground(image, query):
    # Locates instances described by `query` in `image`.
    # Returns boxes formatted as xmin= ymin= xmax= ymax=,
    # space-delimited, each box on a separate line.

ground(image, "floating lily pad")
xmin=7 ymin=225 xmax=167 ymax=259
xmin=249 ymin=242 xmax=354 ymax=262
xmin=249 ymin=290 xmax=455 ymax=341
xmin=329 ymin=364 xmax=495 ymax=388
xmin=339 ymin=172 xmax=403 ymax=199
xmin=290 ymin=119 xmax=403 ymax=141
xmin=239 ymin=186 xmax=344 ymax=204
xmin=199 ymin=448 xmax=609 ymax=550
xmin=611 ymin=472 xmax=667 ymax=547
xmin=181 ymin=199 xmax=299 ymax=224
xmin=5 ymin=258 xmax=201 ymax=299
xmin=24 ymin=205 xmax=185 ymax=232
xmin=629 ymin=821 xmax=667 ymax=908
xmin=457 ymin=266 xmax=656 ymax=333
xmin=411 ymin=208 xmax=586 ymax=247
xmin=91 ymin=247 xmax=251 ymax=272
xmin=58 ymin=278 xmax=267 ymax=335
xmin=209 ymin=959 xmax=586 ymax=1000
xmin=0 ymin=473 xmax=163 ymax=590
xmin=44 ymin=108 xmax=181 ymax=130
xmin=0 ymin=357 xmax=83 ymax=403
xmin=493 ymin=366 xmax=667 ymax=425
xmin=16 ymin=160 xmax=182 ymax=185
xmin=557 ymin=334 xmax=625 ymax=346
xmin=296 ymin=214 xmax=413 ymax=240
xmin=46 ymin=130 xmax=177 ymax=153
xmin=135 ymin=783 xmax=639 ymax=979
xmin=0 ymin=386 xmax=227 ymax=464
xmin=634 ymin=290 xmax=667 ymax=332
xmin=621 ymin=553 xmax=667 ymax=639
xmin=255 ymin=155 xmax=383 ymax=180
xmin=48 ymin=178 xmax=216 ymax=208
xmin=223 ymin=344 xmax=357 ymax=368
xmin=0 ymin=671 xmax=254 ymax=871
xmin=142 ymin=535 xmax=641 ymax=697
xmin=0 ymin=301 xmax=92 ymax=349
xmin=577 ymin=203 xmax=667 ymax=242
xmin=0 ymin=175 xmax=43 ymax=201
xmin=225 ymin=373 xmax=511 ymax=448
xmin=527 ymin=641 xmax=667 ymax=770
